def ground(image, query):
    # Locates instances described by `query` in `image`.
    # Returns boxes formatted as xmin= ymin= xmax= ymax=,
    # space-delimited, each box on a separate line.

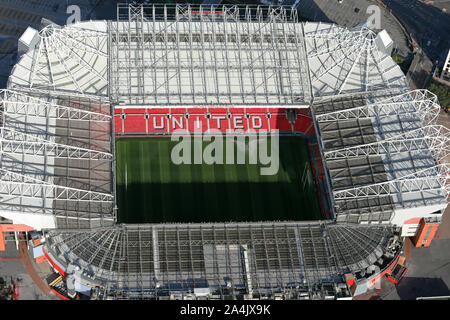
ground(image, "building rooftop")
xmin=44 ymin=221 xmax=401 ymax=299
xmin=313 ymin=89 xmax=449 ymax=223
xmin=8 ymin=5 xmax=408 ymax=105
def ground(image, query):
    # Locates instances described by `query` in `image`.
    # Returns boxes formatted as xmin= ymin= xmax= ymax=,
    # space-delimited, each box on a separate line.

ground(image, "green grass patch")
xmin=391 ymin=52 xmax=405 ymax=65
xmin=428 ymin=80 xmax=450 ymax=108
xmin=115 ymin=136 xmax=321 ymax=223
xmin=391 ymin=52 xmax=413 ymax=74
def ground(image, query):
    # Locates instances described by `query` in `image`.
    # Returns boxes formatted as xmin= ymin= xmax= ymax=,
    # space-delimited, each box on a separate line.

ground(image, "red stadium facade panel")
xmin=412 ymin=218 xmax=440 ymax=247
xmin=123 ymin=115 xmax=147 ymax=133
xmin=269 ymin=114 xmax=292 ymax=131
xmin=248 ymin=114 xmax=270 ymax=131
xmin=188 ymin=115 xmax=209 ymax=132
xmin=114 ymin=106 xmax=314 ymax=136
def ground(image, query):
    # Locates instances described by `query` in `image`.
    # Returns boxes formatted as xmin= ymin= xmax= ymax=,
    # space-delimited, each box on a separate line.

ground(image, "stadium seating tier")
xmin=114 ymin=107 xmax=314 ymax=136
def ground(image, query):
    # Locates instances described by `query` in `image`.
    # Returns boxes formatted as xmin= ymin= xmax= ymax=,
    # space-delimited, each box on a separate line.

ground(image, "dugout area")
xmin=115 ymin=136 xmax=321 ymax=223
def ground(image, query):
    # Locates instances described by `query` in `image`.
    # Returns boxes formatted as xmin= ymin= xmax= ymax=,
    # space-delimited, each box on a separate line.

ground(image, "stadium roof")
xmin=8 ymin=5 xmax=408 ymax=105
xmin=1 ymin=4 xmax=448 ymax=299
xmin=0 ymin=89 xmax=114 ymax=229
xmin=312 ymin=89 xmax=450 ymax=223
xmin=44 ymin=221 xmax=400 ymax=299
xmin=4 ymin=4 xmax=434 ymax=230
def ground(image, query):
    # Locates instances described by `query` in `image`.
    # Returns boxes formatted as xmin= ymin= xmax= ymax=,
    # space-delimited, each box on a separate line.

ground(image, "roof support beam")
xmin=0 ymin=128 xmax=113 ymax=161
xmin=315 ymin=90 xmax=440 ymax=125
xmin=333 ymin=164 xmax=450 ymax=200
xmin=1 ymin=90 xmax=111 ymax=122
xmin=324 ymin=125 xmax=450 ymax=161
xmin=0 ymin=168 xmax=114 ymax=203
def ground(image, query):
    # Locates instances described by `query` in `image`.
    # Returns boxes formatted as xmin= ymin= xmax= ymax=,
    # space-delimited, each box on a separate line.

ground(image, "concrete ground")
xmin=381 ymin=0 xmax=450 ymax=62
xmin=0 ymin=236 xmax=56 ymax=300
xmin=379 ymin=238 xmax=450 ymax=299
xmin=430 ymin=0 xmax=450 ymax=11
xmin=406 ymin=46 xmax=434 ymax=89
xmin=296 ymin=0 xmax=411 ymax=56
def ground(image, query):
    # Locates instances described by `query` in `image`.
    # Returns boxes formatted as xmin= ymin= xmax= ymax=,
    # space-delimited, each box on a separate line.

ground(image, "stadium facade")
xmin=0 ymin=4 xmax=448 ymax=299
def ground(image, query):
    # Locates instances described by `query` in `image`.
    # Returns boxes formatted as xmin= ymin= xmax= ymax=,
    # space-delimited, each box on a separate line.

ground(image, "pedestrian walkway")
xmin=18 ymin=233 xmax=51 ymax=296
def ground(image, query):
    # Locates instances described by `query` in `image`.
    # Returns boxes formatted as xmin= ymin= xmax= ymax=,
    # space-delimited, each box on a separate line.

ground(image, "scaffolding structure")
xmin=44 ymin=222 xmax=399 ymax=300
xmin=313 ymin=89 xmax=449 ymax=223
xmin=8 ymin=4 xmax=408 ymax=104
xmin=0 ymin=90 xmax=114 ymax=229
xmin=8 ymin=21 xmax=108 ymax=98
xmin=109 ymin=4 xmax=311 ymax=106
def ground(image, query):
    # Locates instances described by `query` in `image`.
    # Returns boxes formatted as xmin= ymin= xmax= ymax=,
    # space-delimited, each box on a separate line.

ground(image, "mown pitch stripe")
xmin=115 ymin=137 xmax=321 ymax=223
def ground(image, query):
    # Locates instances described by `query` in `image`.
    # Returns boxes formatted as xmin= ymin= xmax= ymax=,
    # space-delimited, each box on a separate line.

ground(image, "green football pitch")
xmin=115 ymin=136 xmax=321 ymax=223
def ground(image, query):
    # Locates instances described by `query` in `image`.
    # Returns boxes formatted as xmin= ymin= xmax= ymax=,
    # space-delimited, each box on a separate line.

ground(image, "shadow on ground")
xmin=395 ymin=277 xmax=449 ymax=300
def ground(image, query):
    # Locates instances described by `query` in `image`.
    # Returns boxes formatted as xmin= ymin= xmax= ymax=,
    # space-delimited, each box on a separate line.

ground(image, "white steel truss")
xmin=324 ymin=125 xmax=450 ymax=162
xmin=307 ymin=26 xmax=375 ymax=82
xmin=0 ymin=128 xmax=113 ymax=161
xmin=0 ymin=89 xmax=113 ymax=224
xmin=8 ymin=22 xmax=108 ymax=97
xmin=303 ymin=20 xmax=408 ymax=96
xmin=333 ymin=164 xmax=450 ymax=200
xmin=170 ymin=4 xmax=298 ymax=23
xmin=0 ymin=90 xmax=111 ymax=122
xmin=109 ymin=4 xmax=311 ymax=105
xmin=42 ymin=221 xmax=399 ymax=300
xmin=315 ymin=90 xmax=440 ymax=125
xmin=0 ymin=168 xmax=113 ymax=203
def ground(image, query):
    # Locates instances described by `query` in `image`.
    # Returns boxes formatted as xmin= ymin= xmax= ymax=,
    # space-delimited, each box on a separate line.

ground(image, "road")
xmin=296 ymin=0 xmax=412 ymax=56
xmin=381 ymin=0 xmax=450 ymax=62
xmin=0 ymin=234 xmax=55 ymax=300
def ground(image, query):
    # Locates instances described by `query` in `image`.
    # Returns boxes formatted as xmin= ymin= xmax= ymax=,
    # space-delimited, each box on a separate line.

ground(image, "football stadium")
xmin=0 ymin=4 xmax=448 ymax=299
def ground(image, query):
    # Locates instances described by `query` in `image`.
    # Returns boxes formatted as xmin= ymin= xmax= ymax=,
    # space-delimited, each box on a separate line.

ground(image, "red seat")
xmin=124 ymin=115 xmax=147 ymax=133
xmin=294 ymin=116 xmax=312 ymax=132
xmin=229 ymin=107 xmax=245 ymax=114
xmin=188 ymin=107 xmax=207 ymax=114
xmin=188 ymin=114 xmax=209 ymax=132
xmin=209 ymin=114 xmax=229 ymax=131
xmin=147 ymin=108 xmax=169 ymax=114
xmin=246 ymin=107 xmax=268 ymax=113
xmin=115 ymin=106 xmax=316 ymax=135
xmin=230 ymin=114 xmax=248 ymax=131
xmin=296 ymin=108 xmax=311 ymax=117
xmin=171 ymin=107 xmax=187 ymax=114
xmin=305 ymin=123 xmax=315 ymax=136
xmin=114 ymin=115 xmax=123 ymax=133
xmin=209 ymin=107 xmax=229 ymax=114
xmin=148 ymin=114 xmax=169 ymax=133
xmin=247 ymin=114 xmax=269 ymax=131
xmin=169 ymin=114 xmax=188 ymax=132
xmin=270 ymin=114 xmax=291 ymax=131
xmin=268 ymin=107 xmax=286 ymax=114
